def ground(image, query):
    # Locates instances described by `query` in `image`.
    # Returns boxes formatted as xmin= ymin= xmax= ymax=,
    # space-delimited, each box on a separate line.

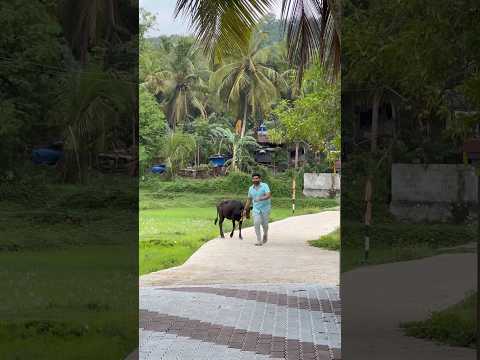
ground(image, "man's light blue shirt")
xmin=248 ymin=182 xmax=271 ymax=215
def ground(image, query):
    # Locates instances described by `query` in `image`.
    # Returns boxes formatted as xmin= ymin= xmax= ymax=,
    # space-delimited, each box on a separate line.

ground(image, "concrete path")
xmin=138 ymin=211 xmax=341 ymax=360
xmin=141 ymin=211 xmax=340 ymax=287
xmin=342 ymin=251 xmax=477 ymax=360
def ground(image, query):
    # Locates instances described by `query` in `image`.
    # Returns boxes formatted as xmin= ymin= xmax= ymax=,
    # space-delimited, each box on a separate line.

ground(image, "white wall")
xmin=303 ymin=173 xmax=341 ymax=198
xmin=390 ymin=164 xmax=477 ymax=222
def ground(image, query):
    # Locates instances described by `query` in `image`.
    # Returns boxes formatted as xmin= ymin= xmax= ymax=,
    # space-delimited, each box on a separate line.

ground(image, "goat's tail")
xmin=214 ymin=207 xmax=219 ymax=225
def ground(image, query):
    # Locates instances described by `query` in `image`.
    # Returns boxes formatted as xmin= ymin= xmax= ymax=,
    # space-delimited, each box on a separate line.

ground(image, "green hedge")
xmin=343 ymin=222 xmax=476 ymax=249
xmin=142 ymin=170 xmax=305 ymax=197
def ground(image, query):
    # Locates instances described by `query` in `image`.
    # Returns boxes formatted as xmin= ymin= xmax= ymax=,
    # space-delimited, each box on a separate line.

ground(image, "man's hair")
xmin=252 ymin=173 xmax=261 ymax=178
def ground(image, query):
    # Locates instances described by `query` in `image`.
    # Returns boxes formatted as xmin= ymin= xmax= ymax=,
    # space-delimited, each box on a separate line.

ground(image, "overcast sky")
xmin=140 ymin=0 xmax=282 ymax=37
xmin=140 ymin=0 xmax=191 ymax=36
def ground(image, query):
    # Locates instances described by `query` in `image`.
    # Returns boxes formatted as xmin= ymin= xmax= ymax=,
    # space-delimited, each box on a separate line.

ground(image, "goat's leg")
xmin=239 ymin=220 xmax=243 ymax=239
xmin=230 ymin=220 xmax=235 ymax=238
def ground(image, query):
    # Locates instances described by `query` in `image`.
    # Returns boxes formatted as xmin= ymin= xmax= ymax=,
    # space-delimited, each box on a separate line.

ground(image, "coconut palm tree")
xmin=53 ymin=66 xmax=132 ymax=183
xmin=144 ymin=41 xmax=209 ymax=130
xmin=175 ymin=0 xmax=340 ymax=82
xmin=210 ymin=33 xmax=286 ymax=138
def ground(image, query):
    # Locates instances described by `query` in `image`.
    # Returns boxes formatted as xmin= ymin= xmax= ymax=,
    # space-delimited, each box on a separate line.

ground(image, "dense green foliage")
xmin=271 ymin=62 xmax=340 ymax=166
xmin=142 ymin=170 xmax=310 ymax=198
xmin=139 ymin=87 xmax=168 ymax=173
xmin=1 ymin=0 xmax=138 ymax=180
xmin=0 ymin=0 xmax=62 ymax=170
xmin=0 ymin=1 xmax=139 ymax=357
xmin=342 ymin=0 xmax=480 ymax=223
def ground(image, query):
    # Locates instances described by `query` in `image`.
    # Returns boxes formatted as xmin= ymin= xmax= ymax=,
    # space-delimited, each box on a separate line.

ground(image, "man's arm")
xmin=257 ymin=192 xmax=271 ymax=201
xmin=243 ymin=189 xmax=252 ymax=216
xmin=257 ymin=184 xmax=272 ymax=201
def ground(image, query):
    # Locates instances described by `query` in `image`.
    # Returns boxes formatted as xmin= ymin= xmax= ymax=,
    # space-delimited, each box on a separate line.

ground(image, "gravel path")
xmin=141 ymin=211 xmax=340 ymax=287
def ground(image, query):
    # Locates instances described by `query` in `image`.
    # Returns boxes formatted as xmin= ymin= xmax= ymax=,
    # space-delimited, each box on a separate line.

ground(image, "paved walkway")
xmin=138 ymin=211 xmax=341 ymax=360
xmin=342 ymin=251 xmax=477 ymax=360
xmin=141 ymin=211 xmax=340 ymax=287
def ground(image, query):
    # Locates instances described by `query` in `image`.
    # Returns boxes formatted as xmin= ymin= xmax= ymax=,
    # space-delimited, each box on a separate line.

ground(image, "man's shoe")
xmin=262 ymin=235 xmax=268 ymax=244
xmin=255 ymin=242 xmax=263 ymax=246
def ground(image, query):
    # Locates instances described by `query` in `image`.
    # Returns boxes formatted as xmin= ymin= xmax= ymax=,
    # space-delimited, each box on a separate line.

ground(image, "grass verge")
xmin=340 ymin=222 xmax=476 ymax=272
xmin=401 ymin=292 xmax=477 ymax=348
xmin=309 ymin=228 xmax=340 ymax=250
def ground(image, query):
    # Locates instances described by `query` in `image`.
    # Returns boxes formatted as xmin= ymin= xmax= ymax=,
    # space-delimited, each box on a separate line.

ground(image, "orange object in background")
xmin=235 ymin=119 xmax=242 ymax=135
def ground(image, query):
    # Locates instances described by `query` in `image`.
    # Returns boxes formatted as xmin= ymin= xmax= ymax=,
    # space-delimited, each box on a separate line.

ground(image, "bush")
xmin=342 ymin=222 xmax=476 ymax=249
xmin=142 ymin=170 xmax=304 ymax=197
xmin=401 ymin=293 xmax=476 ymax=348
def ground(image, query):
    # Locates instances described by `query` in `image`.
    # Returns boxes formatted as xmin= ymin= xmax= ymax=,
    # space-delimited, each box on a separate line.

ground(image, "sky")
xmin=140 ymin=0 xmax=282 ymax=37
xmin=140 ymin=0 xmax=191 ymax=36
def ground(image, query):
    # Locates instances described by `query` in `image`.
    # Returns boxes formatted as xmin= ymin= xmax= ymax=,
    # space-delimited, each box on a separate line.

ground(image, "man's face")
xmin=252 ymin=176 xmax=261 ymax=185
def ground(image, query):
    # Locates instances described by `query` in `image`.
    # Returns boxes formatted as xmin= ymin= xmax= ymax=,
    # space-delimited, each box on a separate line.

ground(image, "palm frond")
xmin=176 ymin=0 xmax=339 ymax=83
xmin=281 ymin=0 xmax=321 ymax=83
xmin=190 ymin=95 xmax=207 ymax=118
xmin=175 ymin=0 xmax=273 ymax=61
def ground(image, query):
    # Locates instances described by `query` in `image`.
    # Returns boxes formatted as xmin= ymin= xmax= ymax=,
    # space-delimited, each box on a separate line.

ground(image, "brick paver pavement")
xmin=140 ymin=284 xmax=341 ymax=360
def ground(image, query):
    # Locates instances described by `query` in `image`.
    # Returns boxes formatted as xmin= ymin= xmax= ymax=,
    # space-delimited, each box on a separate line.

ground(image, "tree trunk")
xmin=363 ymin=89 xmax=382 ymax=261
xmin=241 ymin=98 xmax=248 ymax=138
xmin=68 ymin=126 xmax=83 ymax=184
xmin=294 ymin=142 xmax=299 ymax=169
xmin=371 ymin=91 xmax=381 ymax=153
xmin=232 ymin=144 xmax=237 ymax=171
xmin=391 ymin=101 xmax=397 ymax=139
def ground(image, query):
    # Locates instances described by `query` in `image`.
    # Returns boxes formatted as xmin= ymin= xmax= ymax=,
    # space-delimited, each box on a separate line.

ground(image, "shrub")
xmin=142 ymin=170 xmax=306 ymax=198
xmin=401 ymin=293 xmax=476 ymax=348
xmin=342 ymin=222 xmax=476 ymax=249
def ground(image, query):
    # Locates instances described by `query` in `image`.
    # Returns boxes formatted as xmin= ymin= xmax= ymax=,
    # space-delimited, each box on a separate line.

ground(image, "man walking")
xmin=244 ymin=173 xmax=272 ymax=246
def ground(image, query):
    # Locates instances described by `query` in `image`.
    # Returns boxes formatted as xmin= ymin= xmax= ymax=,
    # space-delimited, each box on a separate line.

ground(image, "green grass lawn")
xmin=0 ymin=178 xmax=138 ymax=359
xmin=140 ymin=189 xmax=338 ymax=274
xmin=0 ymin=246 xmax=138 ymax=360
xmin=401 ymin=292 xmax=477 ymax=348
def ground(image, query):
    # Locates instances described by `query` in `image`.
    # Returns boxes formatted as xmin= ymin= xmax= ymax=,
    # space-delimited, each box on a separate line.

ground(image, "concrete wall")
xmin=303 ymin=173 xmax=341 ymax=198
xmin=390 ymin=164 xmax=477 ymax=222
